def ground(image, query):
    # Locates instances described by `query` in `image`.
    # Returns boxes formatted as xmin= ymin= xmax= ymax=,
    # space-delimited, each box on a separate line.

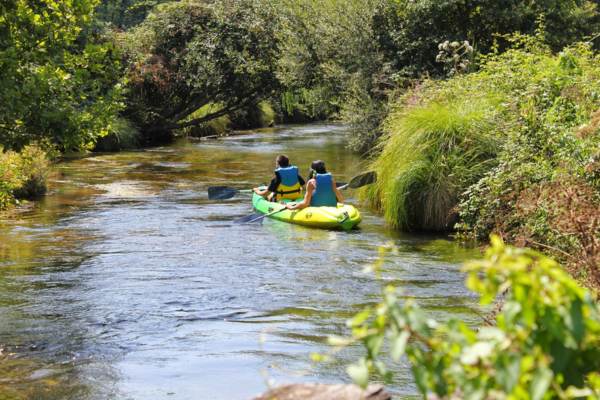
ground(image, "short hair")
xmin=310 ymin=160 xmax=327 ymax=174
xmin=276 ymin=154 xmax=290 ymax=167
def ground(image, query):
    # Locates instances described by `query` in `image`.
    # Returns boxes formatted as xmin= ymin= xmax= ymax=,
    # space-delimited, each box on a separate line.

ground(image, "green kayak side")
xmin=251 ymin=192 xmax=361 ymax=231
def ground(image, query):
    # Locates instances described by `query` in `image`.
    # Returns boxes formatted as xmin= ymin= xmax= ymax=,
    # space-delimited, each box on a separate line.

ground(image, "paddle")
xmin=236 ymin=206 xmax=287 ymax=224
xmin=208 ymin=186 xmax=253 ymax=200
xmin=234 ymin=170 xmax=377 ymax=224
xmin=208 ymin=171 xmax=376 ymax=201
xmin=338 ymin=170 xmax=377 ymax=190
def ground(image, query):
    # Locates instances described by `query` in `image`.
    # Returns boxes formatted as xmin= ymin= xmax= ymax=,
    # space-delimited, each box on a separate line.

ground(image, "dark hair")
xmin=309 ymin=160 xmax=327 ymax=178
xmin=276 ymin=154 xmax=290 ymax=167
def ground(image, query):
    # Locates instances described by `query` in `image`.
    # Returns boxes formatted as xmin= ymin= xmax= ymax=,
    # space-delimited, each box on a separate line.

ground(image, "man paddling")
xmin=253 ymin=155 xmax=305 ymax=202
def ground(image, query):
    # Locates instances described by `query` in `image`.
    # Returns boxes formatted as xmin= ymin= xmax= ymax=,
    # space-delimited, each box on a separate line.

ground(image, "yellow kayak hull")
xmin=252 ymin=191 xmax=361 ymax=231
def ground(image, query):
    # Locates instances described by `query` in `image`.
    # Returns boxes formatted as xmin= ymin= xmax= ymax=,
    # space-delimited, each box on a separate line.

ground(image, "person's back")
xmin=253 ymin=155 xmax=305 ymax=201
xmin=310 ymin=172 xmax=337 ymax=207
xmin=285 ymin=160 xmax=343 ymax=211
xmin=274 ymin=164 xmax=303 ymax=200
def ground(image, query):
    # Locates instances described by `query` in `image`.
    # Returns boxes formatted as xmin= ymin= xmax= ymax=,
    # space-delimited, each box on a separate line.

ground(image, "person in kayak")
xmin=253 ymin=155 xmax=305 ymax=201
xmin=285 ymin=160 xmax=343 ymax=210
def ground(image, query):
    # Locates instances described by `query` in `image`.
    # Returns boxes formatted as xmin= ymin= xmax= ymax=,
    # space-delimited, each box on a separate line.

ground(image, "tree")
xmin=0 ymin=0 xmax=124 ymax=151
xmin=374 ymin=0 xmax=599 ymax=79
xmin=123 ymin=0 xmax=280 ymax=143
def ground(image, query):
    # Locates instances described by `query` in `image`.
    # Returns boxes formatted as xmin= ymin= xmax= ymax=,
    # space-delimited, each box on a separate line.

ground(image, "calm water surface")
xmin=0 ymin=124 xmax=480 ymax=399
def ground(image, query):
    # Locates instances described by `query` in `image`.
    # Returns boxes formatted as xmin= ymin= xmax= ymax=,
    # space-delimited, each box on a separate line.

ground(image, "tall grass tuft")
xmin=363 ymin=95 xmax=501 ymax=231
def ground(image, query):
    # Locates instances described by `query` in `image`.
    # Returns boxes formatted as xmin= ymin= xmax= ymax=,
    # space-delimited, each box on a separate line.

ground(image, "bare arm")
xmin=253 ymin=187 xmax=270 ymax=197
xmin=332 ymin=178 xmax=344 ymax=203
xmin=286 ymin=180 xmax=314 ymax=210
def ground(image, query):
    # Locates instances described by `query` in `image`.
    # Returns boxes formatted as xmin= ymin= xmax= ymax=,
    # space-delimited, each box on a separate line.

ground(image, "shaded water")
xmin=0 ymin=124 xmax=480 ymax=399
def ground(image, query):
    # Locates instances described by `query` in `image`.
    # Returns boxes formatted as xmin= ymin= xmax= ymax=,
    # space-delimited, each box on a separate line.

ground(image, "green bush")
xmin=456 ymin=43 xmax=600 ymax=289
xmin=93 ymin=118 xmax=141 ymax=152
xmin=122 ymin=0 xmax=280 ymax=143
xmin=363 ymin=80 xmax=502 ymax=231
xmin=332 ymin=237 xmax=600 ymax=399
xmin=365 ymin=40 xmax=600 ymax=236
xmin=0 ymin=0 xmax=125 ymax=152
xmin=0 ymin=145 xmax=51 ymax=209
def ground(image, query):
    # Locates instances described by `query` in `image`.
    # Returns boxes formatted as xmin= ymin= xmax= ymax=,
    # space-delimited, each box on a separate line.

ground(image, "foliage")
xmin=331 ymin=237 xmax=600 ymax=399
xmin=94 ymin=0 xmax=170 ymax=29
xmin=362 ymin=80 xmax=502 ymax=231
xmin=180 ymin=101 xmax=275 ymax=138
xmin=365 ymin=40 xmax=600 ymax=237
xmin=456 ymin=43 xmax=600 ymax=289
xmin=374 ymin=0 xmax=599 ymax=80
xmin=272 ymin=0 xmax=599 ymax=153
xmin=273 ymin=0 xmax=390 ymax=149
xmin=122 ymin=0 xmax=280 ymax=144
xmin=274 ymin=0 xmax=383 ymax=121
xmin=0 ymin=145 xmax=51 ymax=209
xmin=93 ymin=118 xmax=141 ymax=151
xmin=0 ymin=0 xmax=125 ymax=152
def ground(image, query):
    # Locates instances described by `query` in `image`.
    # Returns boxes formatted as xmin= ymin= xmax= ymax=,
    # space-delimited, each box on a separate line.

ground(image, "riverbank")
xmin=364 ymin=41 xmax=600 ymax=294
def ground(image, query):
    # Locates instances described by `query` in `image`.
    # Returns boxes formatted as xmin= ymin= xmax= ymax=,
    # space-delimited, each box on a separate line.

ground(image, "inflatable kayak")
xmin=252 ymin=188 xmax=361 ymax=231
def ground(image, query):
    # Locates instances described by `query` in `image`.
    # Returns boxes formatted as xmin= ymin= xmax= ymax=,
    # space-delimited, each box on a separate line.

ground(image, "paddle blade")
xmin=234 ymin=213 xmax=264 ymax=224
xmin=348 ymin=171 xmax=377 ymax=189
xmin=208 ymin=186 xmax=239 ymax=200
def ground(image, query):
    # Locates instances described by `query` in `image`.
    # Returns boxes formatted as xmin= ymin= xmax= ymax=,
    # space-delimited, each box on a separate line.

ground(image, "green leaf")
xmin=327 ymin=335 xmax=352 ymax=347
xmin=460 ymin=342 xmax=493 ymax=365
xmin=530 ymin=366 xmax=553 ymax=400
xmin=366 ymin=334 xmax=384 ymax=357
xmin=348 ymin=309 xmax=371 ymax=328
xmin=568 ymin=299 xmax=585 ymax=344
xmin=347 ymin=359 xmax=369 ymax=388
xmin=391 ymin=330 xmax=410 ymax=362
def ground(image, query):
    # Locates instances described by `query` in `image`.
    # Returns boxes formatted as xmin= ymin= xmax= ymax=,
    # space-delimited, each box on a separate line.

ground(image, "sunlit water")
xmin=0 ymin=124 xmax=481 ymax=399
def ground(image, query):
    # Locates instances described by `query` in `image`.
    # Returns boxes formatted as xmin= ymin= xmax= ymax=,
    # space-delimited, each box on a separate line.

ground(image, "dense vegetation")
xmin=332 ymin=238 xmax=600 ymax=398
xmin=120 ymin=0 xmax=280 ymax=144
xmin=0 ymin=0 xmax=124 ymax=152
xmin=363 ymin=37 xmax=600 ymax=290
xmin=2 ymin=0 xmax=600 ymax=396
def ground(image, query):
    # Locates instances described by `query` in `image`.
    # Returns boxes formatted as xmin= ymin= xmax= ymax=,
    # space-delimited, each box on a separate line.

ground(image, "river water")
xmin=0 ymin=124 xmax=480 ymax=399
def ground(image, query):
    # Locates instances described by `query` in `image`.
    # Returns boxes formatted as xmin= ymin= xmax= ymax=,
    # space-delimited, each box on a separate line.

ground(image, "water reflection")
xmin=0 ymin=124 xmax=480 ymax=399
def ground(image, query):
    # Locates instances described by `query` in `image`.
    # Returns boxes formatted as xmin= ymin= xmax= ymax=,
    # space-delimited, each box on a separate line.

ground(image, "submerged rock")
xmin=253 ymin=383 xmax=391 ymax=400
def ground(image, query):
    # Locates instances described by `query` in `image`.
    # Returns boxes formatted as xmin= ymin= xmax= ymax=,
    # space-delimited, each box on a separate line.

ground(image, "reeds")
xmin=364 ymin=94 xmax=501 ymax=231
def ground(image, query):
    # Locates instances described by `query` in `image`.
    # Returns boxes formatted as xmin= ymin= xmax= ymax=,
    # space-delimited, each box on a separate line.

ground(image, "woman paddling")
xmin=285 ymin=160 xmax=343 ymax=210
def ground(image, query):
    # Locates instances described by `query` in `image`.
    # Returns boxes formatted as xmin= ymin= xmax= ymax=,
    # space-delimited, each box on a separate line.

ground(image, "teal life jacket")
xmin=310 ymin=173 xmax=337 ymax=207
xmin=274 ymin=166 xmax=302 ymax=200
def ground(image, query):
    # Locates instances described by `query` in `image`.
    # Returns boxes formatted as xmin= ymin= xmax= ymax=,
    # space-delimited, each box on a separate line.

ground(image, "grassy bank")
xmin=0 ymin=145 xmax=51 ymax=210
xmin=364 ymin=39 xmax=600 ymax=291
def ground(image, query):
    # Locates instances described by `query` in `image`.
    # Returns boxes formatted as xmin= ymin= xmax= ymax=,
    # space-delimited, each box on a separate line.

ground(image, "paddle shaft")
xmin=246 ymin=206 xmax=287 ymax=223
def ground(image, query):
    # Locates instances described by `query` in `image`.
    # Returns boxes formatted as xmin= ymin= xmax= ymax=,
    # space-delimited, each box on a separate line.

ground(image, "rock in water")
xmin=253 ymin=383 xmax=391 ymax=400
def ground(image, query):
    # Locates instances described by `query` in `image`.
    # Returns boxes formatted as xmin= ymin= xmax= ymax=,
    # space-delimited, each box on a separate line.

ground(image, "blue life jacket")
xmin=275 ymin=166 xmax=302 ymax=200
xmin=310 ymin=173 xmax=337 ymax=207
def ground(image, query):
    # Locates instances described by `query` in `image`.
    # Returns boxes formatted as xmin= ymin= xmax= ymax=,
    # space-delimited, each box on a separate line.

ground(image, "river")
xmin=0 ymin=124 xmax=480 ymax=399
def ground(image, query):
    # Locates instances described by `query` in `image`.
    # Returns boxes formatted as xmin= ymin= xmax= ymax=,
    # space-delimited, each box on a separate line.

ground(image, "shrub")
xmin=0 ymin=145 xmax=51 ymax=209
xmin=93 ymin=118 xmax=141 ymax=152
xmin=363 ymin=85 xmax=501 ymax=231
xmin=366 ymin=40 xmax=600 ymax=236
xmin=456 ymin=44 xmax=600 ymax=290
xmin=332 ymin=237 xmax=600 ymax=399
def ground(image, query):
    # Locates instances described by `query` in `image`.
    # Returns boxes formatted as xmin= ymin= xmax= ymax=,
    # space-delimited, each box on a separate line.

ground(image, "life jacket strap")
xmin=276 ymin=188 xmax=301 ymax=195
